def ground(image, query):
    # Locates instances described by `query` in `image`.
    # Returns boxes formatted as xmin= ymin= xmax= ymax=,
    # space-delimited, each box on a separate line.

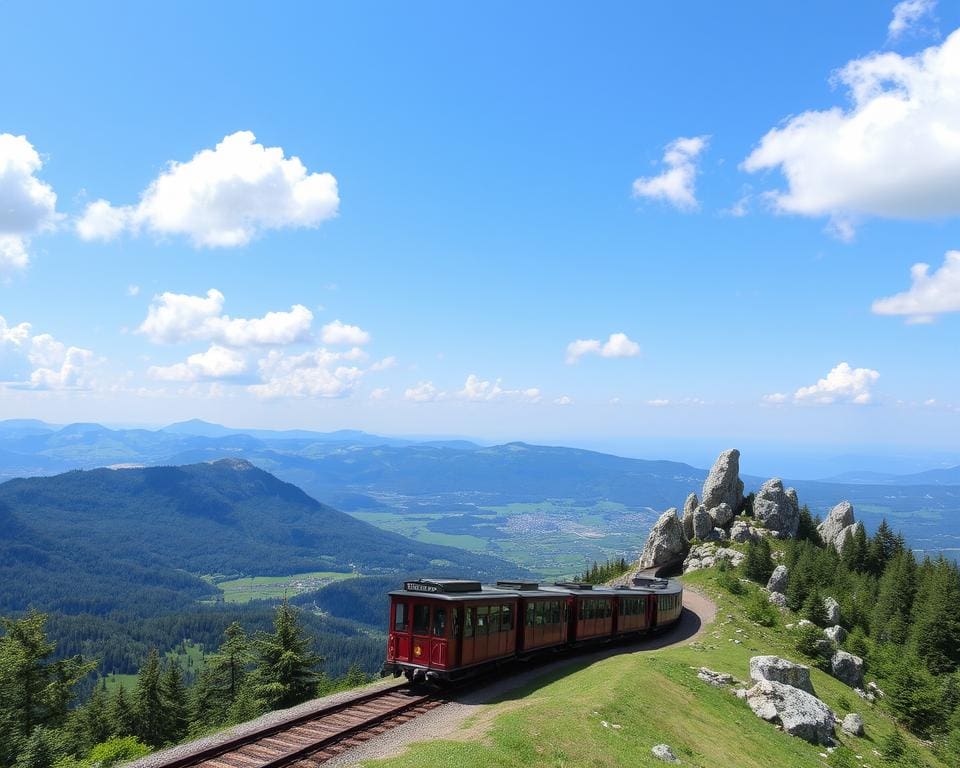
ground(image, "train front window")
xmin=394 ymin=602 xmax=408 ymax=631
xmin=413 ymin=604 xmax=430 ymax=635
xmin=432 ymin=607 xmax=446 ymax=637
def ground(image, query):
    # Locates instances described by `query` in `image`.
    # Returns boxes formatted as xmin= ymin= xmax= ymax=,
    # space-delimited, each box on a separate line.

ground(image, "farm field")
xmin=211 ymin=571 xmax=360 ymax=603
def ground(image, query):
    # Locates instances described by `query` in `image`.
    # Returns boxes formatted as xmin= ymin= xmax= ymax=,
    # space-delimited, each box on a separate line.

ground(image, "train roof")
xmin=389 ymin=576 xmax=682 ymax=600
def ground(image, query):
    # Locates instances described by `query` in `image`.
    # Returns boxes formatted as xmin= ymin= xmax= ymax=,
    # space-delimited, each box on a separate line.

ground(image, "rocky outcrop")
xmin=709 ymin=502 xmax=735 ymax=528
xmin=823 ymin=597 xmax=841 ymax=625
xmin=729 ymin=520 xmax=760 ymax=543
xmin=701 ymin=449 xmax=744 ymax=512
xmin=746 ymin=680 xmax=836 ymax=744
xmin=831 ymin=651 xmax=864 ymax=688
xmin=682 ymin=493 xmax=698 ymax=541
xmin=834 ymin=523 xmax=863 ymax=553
xmin=767 ymin=565 xmax=789 ymax=593
xmin=841 ymin=713 xmax=864 ymax=736
xmin=638 ymin=508 xmax=686 ymax=569
xmin=651 ymin=744 xmax=679 ymax=763
xmin=769 ymin=591 xmax=788 ymax=608
xmin=749 ymin=656 xmax=814 ymax=694
xmin=753 ymin=478 xmax=800 ymax=538
xmin=698 ymin=667 xmax=735 ymax=687
xmin=818 ymin=501 xmax=854 ymax=548
xmin=683 ymin=543 xmax=744 ymax=573
xmin=824 ymin=625 xmax=847 ymax=644
xmin=692 ymin=505 xmax=713 ymax=540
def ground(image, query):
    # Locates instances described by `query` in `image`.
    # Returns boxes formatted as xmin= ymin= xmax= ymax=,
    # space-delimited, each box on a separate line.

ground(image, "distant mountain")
xmin=0 ymin=458 xmax=524 ymax=618
xmin=822 ymin=465 xmax=960 ymax=486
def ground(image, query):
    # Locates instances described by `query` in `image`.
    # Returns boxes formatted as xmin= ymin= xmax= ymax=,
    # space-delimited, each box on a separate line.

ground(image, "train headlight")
xmin=413 ymin=645 xmax=422 ymax=657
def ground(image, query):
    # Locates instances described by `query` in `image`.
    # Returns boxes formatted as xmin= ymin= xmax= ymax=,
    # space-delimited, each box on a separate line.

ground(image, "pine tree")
xmin=795 ymin=505 xmax=819 ymax=543
xmin=873 ymin=549 xmax=917 ymax=645
xmin=803 ymin=588 xmax=828 ymax=627
xmin=868 ymin=519 xmax=900 ymax=575
xmin=133 ymin=650 xmax=164 ymax=747
xmin=343 ymin=664 xmax=368 ymax=688
xmin=160 ymin=662 xmax=188 ymax=744
xmin=109 ymin=686 xmax=136 ymax=738
xmin=841 ymin=524 xmax=869 ymax=573
xmin=12 ymin=726 xmax=59 ymax=768
xmin=909 ymin=557 xmax=960 ymax=675
xmin=252 ymin=600 xmax=324 ymax=710
xmin=209 ymin=621 xmax=251 ymax=708
xmin=81 ymin=685 xmax=113 ymax=749
xmin=188 ymin=668 xmax=220 ymax=735
xmin=742 ymin=538 xmax=774 ymax=584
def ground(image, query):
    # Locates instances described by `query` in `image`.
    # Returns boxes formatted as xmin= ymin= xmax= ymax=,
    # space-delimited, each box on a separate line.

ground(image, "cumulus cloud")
xmin=565 ymin=332 xmax=641 ymax=364
xmin=320 ymin=319 xmax=371 ymax=346
xmin=792 ymin=362 xmax=880 ymax=405
xmin=457 ymin=374 xmax=541 ymax=403
xmin=872 ymin=250 xmax=960 ymax=323
xmin=405 ymin=381 xmax=441 ymax=402
xmin=0 ymin=134 xmax=60 ymax=273
xmin=553 ymin=395 xmax=574 ymax=406
xmin=889 ymin=0 xmax=937 ymax=40
xmin=370 ymin=387 xmax=390 ymax=400
xmin=762 ymin=392 xmax=788 ymax=405
xmin=370 ymin=355 xmax=397 ymax=372
xmin=0 ymin=317 xmax=98 ymax=390
xmin=632 ymin=136 xmax=709 ymax=212
xmin=76 ymin=131 xmax=339 ymax=247
xmin=743 ymin=29 xmax=960 ymax=237
xmin=139 ymin=289 xmax=313 ymax=347
xmin=148 ymin=344 xmax=248 ymax=382
xmin=247 ymin=348 xmax=362 ymax=399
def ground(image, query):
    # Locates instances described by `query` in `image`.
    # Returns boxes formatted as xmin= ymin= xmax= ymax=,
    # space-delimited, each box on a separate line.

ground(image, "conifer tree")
xmin=803 ymin=588 xmax=828 ymax=627
xmin=909 ymin=557 xmax=960 ymax=675
xmin=81 ymin=685 xmax=113 ymax=749
xmin=252 ymin=600 xmax=324 ymax=710
xmin=209 ymin=621 xmax=251 ymax=707
xmin=109 ymin=686 xmax=136 ymax=738
xmin=188 ymin=668 xmax=220 ymax=734
xmin=873 ymin=549 xmax=917 ymax=645
xmin=742 ymin=537 xmax=774 ymax=584
xmin=133 ymin=650 xmax=164 ymax=747
xmin=160 ymin=662 xmax=188 ymax=744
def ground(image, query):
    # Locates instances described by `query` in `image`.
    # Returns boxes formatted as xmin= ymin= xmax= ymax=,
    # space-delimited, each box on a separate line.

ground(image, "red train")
xmin=382 ymin=576 xmax=683 ymax=683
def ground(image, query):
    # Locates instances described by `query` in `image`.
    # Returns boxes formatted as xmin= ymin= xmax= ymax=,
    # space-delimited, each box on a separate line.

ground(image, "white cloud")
xmin=632 ymin=136 xmax=709 ymax=212
xmin=889 ymin=0 xmax=936 ymax=40
xmin=370 ymin=387 xmax=390 ymax=400
xmin=565 ymin=332 xmax=641 ymax=364
xmin=148 ymin=344 xmax=248 ymax=382
xmin=370 ymin=355 xmax=397 ymax=372
xmin=76 ymin=130 xmax=339 ymax=247
xmin=743 ymin=30 xmax=960 ymax=237
xmin=457 ymin=374 xmax=541 ymax=403
xmin=405 ymin=381 xmax=441 ymax=402
xmin=647 ymin=398 xmax=671 ymax=407
xmin=127 ymin=284 xmax=140 ymax=297
xmin=553 ymin=395 xmax=574 ymax=406
xmin=320 ymin=319 xmax=371 ymax=346
xmin=0 ymin=134 xmax=60 ymax=272
xmin=0 ymin=316 xmax=31 ymax=347
xmin=762 ymin=392 xmax=788 ymax=404
xmin=0 ymin=321 xmax=98 ymax=391
xmin=139 ymin=289 xmax=313 ymax=347
xmin=792 ymin=362 xmax=880 ymax=405
xmin=248 ymin=348 xmax=362 ymax=399
xmin=872 ymin=250 xmax=960 ymax=322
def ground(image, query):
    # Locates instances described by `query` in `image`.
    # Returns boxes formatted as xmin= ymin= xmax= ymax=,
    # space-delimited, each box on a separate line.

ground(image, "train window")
xmin=502 ymin=604 xmax=513 ymax=631
xmin=477 ymin=606 xmax=488 ymax=635
xmin=526 ymin=604 xmax=535 ymax=627
xmin=394 ymin=602 xmax=408 ymax=631
xmin=432 ymin=607 xmax=446 ymax=637
xmin=550 ymin=601 xmax=561 ymax=625
xmin=464 ymin=607 xmax=474 ymax=638
xmin=535 ymin=602 xmax=544 ymax=626
xmin=413 ymin=605 xmax=430 ymax=635
xmin=490 ymin=605 xmax=501 ymax=634
xmin=604 ymin=600 xmax=611 ymax=619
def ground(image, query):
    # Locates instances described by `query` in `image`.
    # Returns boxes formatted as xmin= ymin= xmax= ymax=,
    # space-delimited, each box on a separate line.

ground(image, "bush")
xmin=826 ymin=746 xmax=859 ymax=768
xmin=745 ymin=590 xmax=779 ymax=627
xmin=87 ymin=737 xmax=151 ymax=768
xmin=794 ymin=623 xmax=828 ymax=660
xmin=716 ymin=560 xmax=745 ymax=595
xmin=802 ymin=590 xmax=828 ymax=627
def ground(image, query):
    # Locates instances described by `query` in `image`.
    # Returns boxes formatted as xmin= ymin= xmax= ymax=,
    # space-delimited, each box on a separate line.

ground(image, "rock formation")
xmin=818 ymin=501 xmax=854 ymax=547
xmin=769 ymin=592 xmax=788 ymax=608
xmin=766 ymin=565 xmax=789 ymax=594
xmin=710 ymin=502 xmax=735 ymax=528
xmin=824 ymin=625 xmax=847 ymax=644
xmin=729 ymin=520 xmax=760 ymax=543
xmin=651 ymin=744 xmax=679 ymax=763
xmin=745 ymin=680 xmax=836 ymax=744
xmin=698 ymin=667 xmax=735 ymax=687
xmin=692 ymin=505 xmax=713 ymax=540
xmin=683 ymin=544 xmax=744 ymax=573
xmin=841 ymin=713 xmax=864 ymax=736
xmin=637 ymin=508 xmax=686 ymax=569
xmin=749 ymin=656 xmax=814 ymax=694
xmin=701 ymin=449 xmax=744 ymax=511
xmin=831 ymin=651 xmax=864 ymax=688
xmin=823 ymin=597 xmax=841 ymax=625
xmin=681 ymin=493 xmax=698 ymax=541
xmin=753 ymin=478 xmax=800 ymax=538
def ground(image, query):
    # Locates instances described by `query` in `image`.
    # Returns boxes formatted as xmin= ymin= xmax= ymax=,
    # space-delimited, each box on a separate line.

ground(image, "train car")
xmin=382 ymin=576 xmax=684 ymax=683
xmin=384 ymin=578 xmax=518 ymax=683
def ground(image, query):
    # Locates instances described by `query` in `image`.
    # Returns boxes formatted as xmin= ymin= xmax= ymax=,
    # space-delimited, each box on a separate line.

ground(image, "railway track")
xmin=153 ymin=682 xmax=443 ymax=768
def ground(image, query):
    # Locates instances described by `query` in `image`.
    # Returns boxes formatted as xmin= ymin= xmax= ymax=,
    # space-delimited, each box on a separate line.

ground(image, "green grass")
xmin=211 ymin=570 xmax=358 ymax=603
xmin=362 ymin=568 xmax=948 ymax=768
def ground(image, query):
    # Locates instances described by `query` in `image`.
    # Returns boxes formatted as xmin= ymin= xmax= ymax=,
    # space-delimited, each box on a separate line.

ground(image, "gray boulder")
xmin=746 ymin=680 xmax=836 ymax=744
xmin=769 ymin=591 xmax=788 ymax=608
xmin=638 ymin=508 xmax=687 ymax=569
xmin=824 ymin=625 xmax=847 ymax=644
xmin=692 ymin=505 xmax=714 ymax=540
xmin=698 ymin=667 xmax=735 ymax=687
xmin=702 ymin=449 xmax=744 ymax=512
xmin=831 ymin=651 xmax=864 ymax=688
xmin=753 ymin=478 xmax=800 ymax=538
xmin=818 ymin=501 xmax=854 ymax=549
xmin=767 ymin=565 xmax=789 ymax=594
xmin=682 ymin=493 xmax=698 ymax=541
xmin=823 ymin=597 xmax=841 ymax=625
xmin=710 ymin=502 xmax=735 ymax=528
xmin=730 ymin=520 xmax=760 ymax=543
xmin=833 ymin=522 xmax=863 ymax=554
xmin=651 ymin=744 xmax=679 ymax=763
xmin=841 ymin=713 xmax=864 ymax=736
xmin=749 ymin=655 xmax=814 ymax=694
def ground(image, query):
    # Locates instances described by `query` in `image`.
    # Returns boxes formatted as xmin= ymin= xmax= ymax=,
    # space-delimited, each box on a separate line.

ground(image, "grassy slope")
xmin=364 ymin=568 xmax=946 ymax=768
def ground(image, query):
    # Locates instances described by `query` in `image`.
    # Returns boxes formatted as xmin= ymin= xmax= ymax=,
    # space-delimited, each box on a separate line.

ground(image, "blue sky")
xmin=1 ymin=0 xmax=959 ymax=457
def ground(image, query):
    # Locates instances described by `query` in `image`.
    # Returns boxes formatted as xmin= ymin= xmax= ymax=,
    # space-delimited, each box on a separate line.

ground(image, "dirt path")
xmin=325 ymin=587 xmax=717 ymax=766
